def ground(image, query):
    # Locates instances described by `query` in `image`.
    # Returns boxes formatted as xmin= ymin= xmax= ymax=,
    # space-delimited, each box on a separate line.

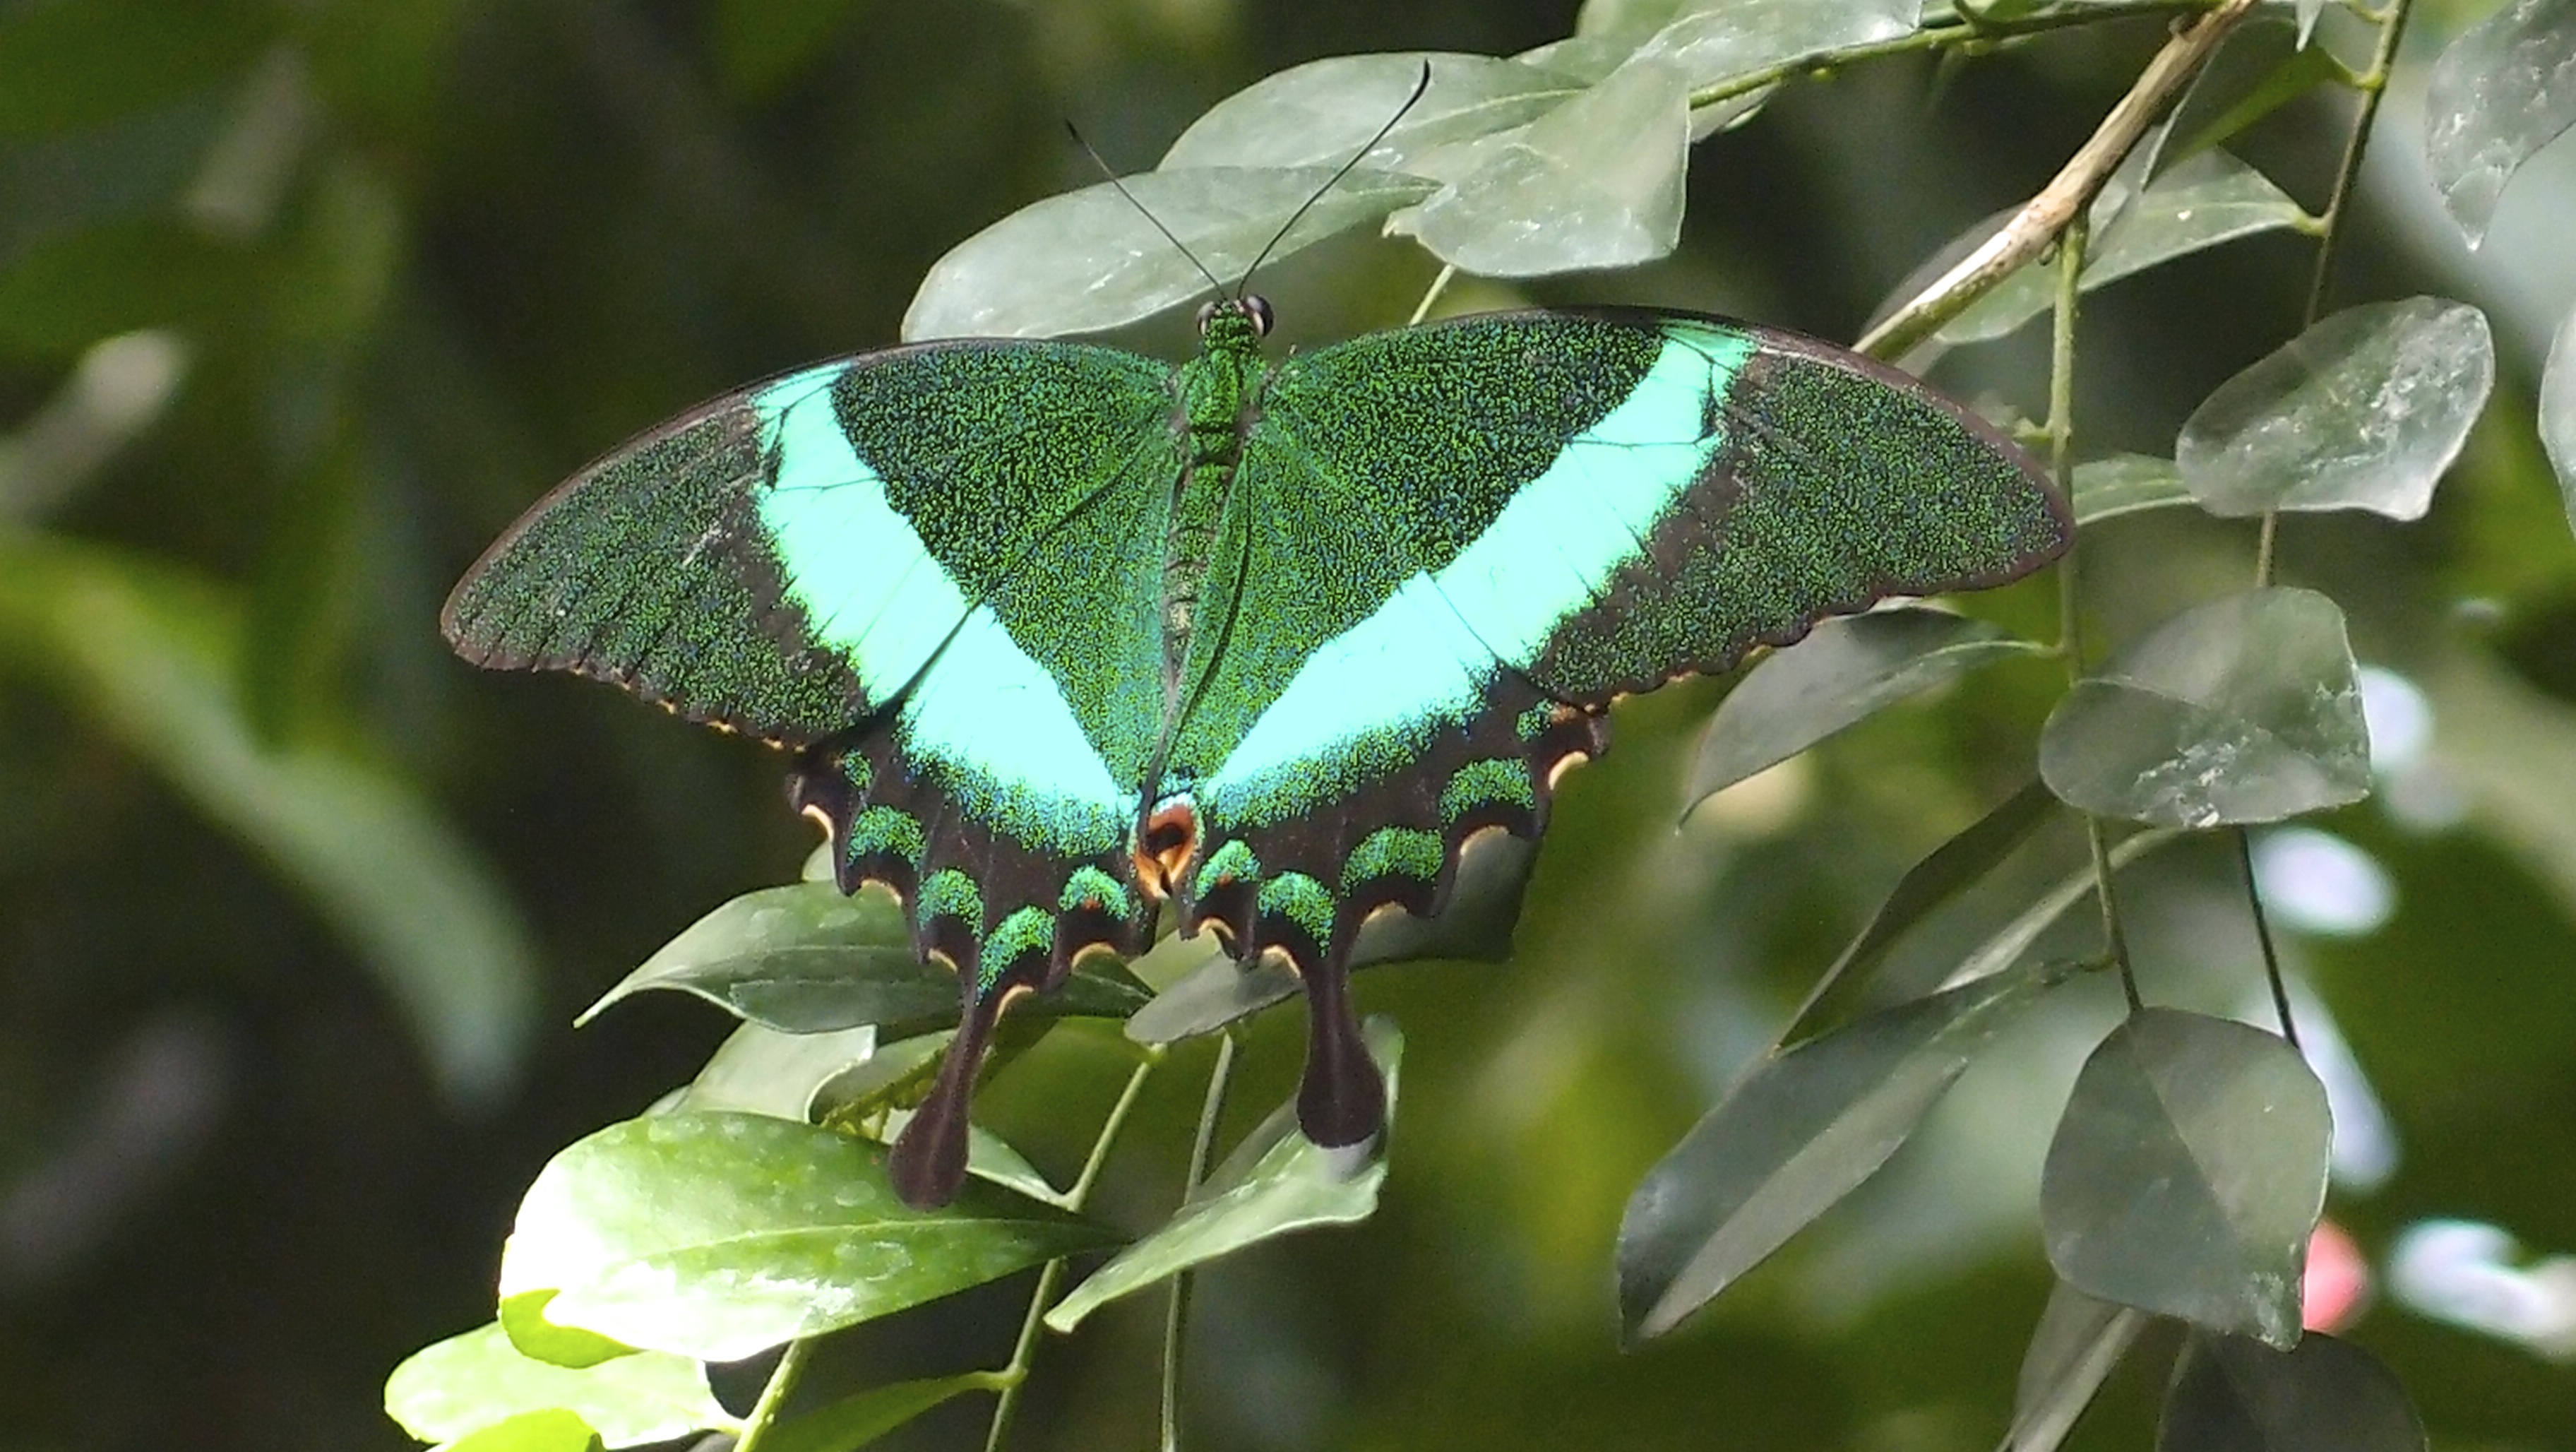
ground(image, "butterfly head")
xmin=1195 ymin=294 xmax=1274 ymax=348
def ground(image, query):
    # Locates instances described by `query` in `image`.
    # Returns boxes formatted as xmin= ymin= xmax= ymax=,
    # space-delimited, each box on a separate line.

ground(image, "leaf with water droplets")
xmin=2423 ymin=0 xmax=2576 ymax=247
xmin=2039 ymin=588 xmax=2370 ymax=828
xmin=496 ymin=1112 xmax=1116 ymax=1362
xmin=2176 ymin=297 xmax=2493 ymax=520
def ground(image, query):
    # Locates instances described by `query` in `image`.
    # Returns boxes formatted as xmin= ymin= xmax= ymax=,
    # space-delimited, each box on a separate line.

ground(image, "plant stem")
xmin=732 ymin=1336 xmax=815 ymax=1452
xmin=1408 ymin=263 xmax=1457 ymax=326
xmin=2236 ymin=828 xmax=2301 ymax=1048
xmin=1161 ymin=1034 xmax=1240 ymax=1452
xmin=984 ymin=1053 xmax=1161 ymax=1452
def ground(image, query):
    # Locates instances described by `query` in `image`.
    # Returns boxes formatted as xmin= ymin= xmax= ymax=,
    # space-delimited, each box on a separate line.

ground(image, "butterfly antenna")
xmin=1236 ymin=60 xmax=1433 ymax=297
xmin=1066 ymin=120 xmax=1229 ymax=301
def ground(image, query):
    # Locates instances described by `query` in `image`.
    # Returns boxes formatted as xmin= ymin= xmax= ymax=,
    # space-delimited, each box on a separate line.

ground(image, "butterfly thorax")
xmin=1159 ymin=307 xmax=1269 ymax=701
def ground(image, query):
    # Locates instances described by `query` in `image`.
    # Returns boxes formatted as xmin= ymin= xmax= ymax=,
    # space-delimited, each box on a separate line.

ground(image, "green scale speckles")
xmin=444 ymin=297 xmax=2069 ymax=1210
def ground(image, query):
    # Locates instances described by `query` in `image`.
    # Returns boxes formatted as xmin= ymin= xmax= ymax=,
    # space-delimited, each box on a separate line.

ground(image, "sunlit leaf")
xmin=763 ymin=1373 xmax=995 ymax=1452
xmin=579 ymin=883 xmax=1148 ymax=1033
xmin=496 ymin=1112 xmax=1117 ymax=1362
xmin=2423 ymin=0 xmax=2576 ymax=247
xmin=498 ymin=1291 xmax=637 ymax=1371
xmin=384 ymin=1321 xmax=733 ymax=1448
xmin=674 ymin=1023 xmax=878 ymax=1119
xmin=0 ymin=537 xmax=534 ymax=1102
xmin=2544 ymin=304 xmax=2576 ymax=529
xmin=2071 ymin=455 xmax=2195 ymax=526
xmin=1686 ymin=607 xmax=2048 ymax=809
xmin=902 ymin=167 xmax=1436 ymax=340
xmin=1045 ymin=1022 xmax=1401 ymax=1332
xmin=1387 ymin=56 xmax=1689 ymax=275
xmin=2004 ymin=1282 xmax=2146 ymax=1452
xmin=2158 ymin=1331 xmax=2428 ymax=1452
xmin=2039 ymin=588 xmax=2370 ymax=828
xmin=1160 ymin=52 xmax=1582 ymax=180
xmin=2176 ymin=297 xmax=2493 ymax=520
xmin=433 ymin=1409 xmax=602 ymax=1452
xmin=2042 ymin=1010 xmax=2330 ymax=1348
xmin=1618 ymin=957 xmax=2078 ymax=1341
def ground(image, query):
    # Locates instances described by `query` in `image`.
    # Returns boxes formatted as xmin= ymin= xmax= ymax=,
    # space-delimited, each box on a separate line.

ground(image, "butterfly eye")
xmin=1244 ymin=295 xmax=1275 ymax=337
xmin=1195 ymin=299 xmax=1220 ymax=331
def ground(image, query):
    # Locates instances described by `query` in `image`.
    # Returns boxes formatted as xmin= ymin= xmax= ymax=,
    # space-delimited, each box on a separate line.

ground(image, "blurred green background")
xmin=3 ymin=0 xmax=2574 ymax=1448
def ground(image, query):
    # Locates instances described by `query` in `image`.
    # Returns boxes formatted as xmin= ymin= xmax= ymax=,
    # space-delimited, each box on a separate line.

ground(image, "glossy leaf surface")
xmin=2423 ymin=0 xmax=2576 ymax=246
xmin=435 ymin=1410 xmax=602 ymax=1452
xmin=384 ymin=1321 xmax=732 ymax=1448
xmin=1159 ymin=52 xmax=1580 ymax=179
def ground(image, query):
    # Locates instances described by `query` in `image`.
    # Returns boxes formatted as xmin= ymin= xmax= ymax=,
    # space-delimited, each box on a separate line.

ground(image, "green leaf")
xmin=497 ymin=1291 xmax=638 ymax=1371
xmin=2003 ymin=1282 xmax=2147 ymax=1452
xmin=873 ymin=1107 xmax=1069 ymax=1208
xmin=1626 ymin=0 xmax=1920 ymax=92
xmin=674 ymin=1023 xmax=878 ymax=1119
xmin=1938 ymin=151 xmax=2310 ymax=347
xmin=2176 ymin=297 xmax=2494 ymax=520
xmin=2545 ymin=304 xmax=2576 ymax=530
xmin=902 ymin=166 xmax=1437 ymax=340
xmin=496 ymin=1112 xmax=1119 ymax=1361
xmin=1045 ymin=1021 xmax=1402 ymax=1332
xmin=1617 ymin=957 xmax=2077 ymax=1342
xmin=2071 ymin=455 xmax=2195 ymax=526
xmin=1951 ymin=828 xmax=2179 ymax=988
xmin=1159 ymin=52 xmax=1582 ymax=179
xmin=432 ymin=1409 xmax=602 ymax=1452
xmin=762 ymin=1373 xmax=995 ymax=1452
xmin=2423 ymin=0 xmax=2576 ymax=247
xmin=2041 ymin=1010 xmax=2330 ymax=1348
xmin=0 ymin=537 xmax=535 ymax=1104
xmin=1686 ymin=607 xmax=2048 ymax=809
xmin=579 ymin=883 xmax=1150 ymax=1033
xmin=384 ymin=1321 xmax=733 ymax=1448
xmin=2169 ymin=44 xmax=2344 ymax=163
xmin=1387 ymin=56 xmax=1689 ymax=276
xmin=2039 ymin=588 xmax=2370 ymax=828
xmin=2157 ymin=1332 xmax=2427 ymax=1452
xmin=0 ymin=0 xmax=276 ymax=136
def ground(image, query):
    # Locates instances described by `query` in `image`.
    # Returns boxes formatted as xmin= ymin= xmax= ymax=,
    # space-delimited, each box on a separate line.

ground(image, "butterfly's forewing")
xmin=443 ymin=341 xmax=1184 ymax=1205
xmin=1170 ymin=309 xmax=2070 ymax=1144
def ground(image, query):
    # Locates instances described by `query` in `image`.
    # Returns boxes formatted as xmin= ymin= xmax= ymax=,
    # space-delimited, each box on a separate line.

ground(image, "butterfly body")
xmin=445 ymin=302 xmax=2069 ymax=1207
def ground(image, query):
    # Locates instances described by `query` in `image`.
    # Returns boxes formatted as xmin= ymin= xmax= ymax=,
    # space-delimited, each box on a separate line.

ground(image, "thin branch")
xmin=732 ymin=1336 xmax=815 ymax=1452
xmin=2236 ymin=828 xmax=2301 ymax=1048
xmin=1161 ymin=1034 xmax=1240 ymax=1452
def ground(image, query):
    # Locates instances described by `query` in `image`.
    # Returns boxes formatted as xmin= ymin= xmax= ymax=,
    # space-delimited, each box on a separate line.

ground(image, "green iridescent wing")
xmin=1162 ymin=309 xmax=2070 ymax=1145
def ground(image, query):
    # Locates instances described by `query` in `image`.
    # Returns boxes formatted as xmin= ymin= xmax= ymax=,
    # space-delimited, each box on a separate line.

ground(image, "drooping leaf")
xmin=432 ymin=1409 xmax=602 ymax=1452
xmin=0 ymin=537 xmax=535 ymax=1104
xmin=2157 ymin=1331 xmax=2428 ymax=1452
xmin=578 ymin=883 xmax=1149 ymax=1033
xmin=2544 ymin=304 xmax=2576 ymax=528
xmin=2039 ymin=588 xmax=2371 ymax=828
xmin=497 ymin=1291 xmax=637 ymax=1371
xmin=1686 ymin=607 xmax=2048 ymax=809
xmin=496 ymin=1112 xmax=1118 ymax=1362
xmin=1159 ymin=52 xmax=1583 ymax=179
xmin=2071 ymin=455 xmax=2195 ymax=526
xmin=1618 ymin=957 xmax=2078 ymax=1341
xmin=2003 ymin=1282 xmax=2147 ymax=1452
xmin=903 ymin=166 xmax=1436 ymax=340
xmin=761 ymin=1373 xmax=996 ymax=1452
xmin=2175 ymin=297 xmax=2494 ymax=520
xmin=1386 ymin=56 xmax=1690 ymax=275
xmin=1044 ymin=1021 xmax=1401 ymax=1332
xmin=384 ymin=1321 xmax=734 ymax=1449
xmin=2422 ymin=0 xmax=2576 ymax=247
xmin=2041 ymin=1010 xmax=2331 ymax=1348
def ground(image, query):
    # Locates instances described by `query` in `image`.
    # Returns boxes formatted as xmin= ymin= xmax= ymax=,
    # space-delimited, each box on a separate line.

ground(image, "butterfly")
xmin=443 ymin=295 xmax=2070 ymax=1208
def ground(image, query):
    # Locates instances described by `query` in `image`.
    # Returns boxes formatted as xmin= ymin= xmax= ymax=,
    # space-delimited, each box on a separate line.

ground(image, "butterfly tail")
xmin=889 ymin=968 xmax=1005 ymax=1210
xmin=1295 ymin=953 xmax=1384 ymax=1148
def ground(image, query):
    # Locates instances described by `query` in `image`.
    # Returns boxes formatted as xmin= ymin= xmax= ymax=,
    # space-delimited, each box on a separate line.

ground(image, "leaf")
xmin=2157 ymin=1331 xmax=2428 ymax=1452
xmin=873 ymin=1108 xmax=1068 ymax=1208
xmin=2294 ymin=0 xmax=2327 ymax=47
xmin=384 ymin=1321 xmax=733 ymax=1448
xmin=902 ymin=166 xmax=1436 ymax=340
xmin=2041 ymin=1010 xmax=2331 ymax=1348
xmin=674 ymin=1023 xmax=878 ymax=1119
xmin=496 ymin=1112 xmax=1119 ymax=1362
xmin=1945 ymin=827 xmax=2179 ymax=990
xmin=2545 ymin=304 xmax=2576 ymax=529
xmin=433 ymin=1409 xmax=602 ymax=1452
xmin=579 ymin=883 xmax=1149 ymax=1033
xmin=1386 ymin=56 xmax=1689 ymax=276
xmin=1617 ymin=957 xmax=2077 ymax=1342
xmin=2039 ymin=588 xmax=2371 ymax=828
xmin=2003 ymin=1282 xmax=2147 ymax=1452
xmin=1938 ymin=151 xmax=2310 ymax=347
xmin=498 ymin=1291 xmax=638 ymax=1371
xmin=1686 ymin=607 xmax=2048 ymax=809
xmin=2170 ymin=44 xmax=2344 ymax=163
xmin=2072 ymin=455 xmax=2196 ymax=526
xmin=1627 ymin=0 xmax=1921 ymax=92
xmin=0 ymin=536 xmax=535 ymax=1104
xmin=2175 ymin=297 xmax=2494 ymax=520
xmin=1044 ymin=1021 xmax=1401 ymax=1332
xmin=1159 ymin=52 xmax=1583 ymax=179
xmin=762 ymin=1374 xmax=994 ymax=1452
xmin=2423 ymin=0 xmax=2576 ymax=247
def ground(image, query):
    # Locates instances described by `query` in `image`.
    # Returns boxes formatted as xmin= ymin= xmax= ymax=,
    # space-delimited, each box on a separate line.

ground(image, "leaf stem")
xmin=1161 ymin=1033 xmax=1240 ymax=1452
xmin=2234 ymin=828 xmax=2301 ymax=1049
xmin=733 ymin=1335 xmax=815 ymax=1452
xmin=1407 ymin=263 xmax=1457 ymax=326
xmin=984 ymin=1052 xmax=1161 ymax=1452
